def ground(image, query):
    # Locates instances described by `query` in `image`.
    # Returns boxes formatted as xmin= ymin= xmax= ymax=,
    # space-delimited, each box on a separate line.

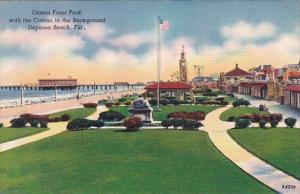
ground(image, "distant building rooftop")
xmin=225 ymin=64 xmax=253 ymax=77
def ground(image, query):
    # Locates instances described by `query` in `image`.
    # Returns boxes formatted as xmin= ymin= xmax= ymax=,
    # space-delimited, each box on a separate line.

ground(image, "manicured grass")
xmin=220 ymin=107 xmax=269 ymax=121
xmin=49 ymin=108 xmax=96 ymax=120
xmin=0 ymin=129 xmax=273 ymax=194
xmin=0 ymin=127 xmax=47 ymax=143
xmin=110 ymin=105 xmax=221 ymax=121
xmin=229 ymin=128 xmax=300 ymax=179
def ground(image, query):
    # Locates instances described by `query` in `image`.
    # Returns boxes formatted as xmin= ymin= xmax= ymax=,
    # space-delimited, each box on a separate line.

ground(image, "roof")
xmin=289 ymin=71 xmax=300 ymax=79
xmin=145 ymin=82 xmax=192 ymax=90
xmin=225 ymin=64 xmax=253 ymax=77
xmin=286 ymin=85 xmax=300 ymax=92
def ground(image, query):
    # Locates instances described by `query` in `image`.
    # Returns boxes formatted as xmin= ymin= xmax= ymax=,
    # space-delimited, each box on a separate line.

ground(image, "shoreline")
xmin=0 ymin=89 xmax=144 ymax=121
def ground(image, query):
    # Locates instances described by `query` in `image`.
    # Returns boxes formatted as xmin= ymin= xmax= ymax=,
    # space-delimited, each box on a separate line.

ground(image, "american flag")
xmin=158 ymin=16 xmax=169 ymax=31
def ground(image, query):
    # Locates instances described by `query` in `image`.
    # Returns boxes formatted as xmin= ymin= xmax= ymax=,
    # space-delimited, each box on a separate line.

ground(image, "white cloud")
xmin=221 ymin=20 xmax=277 ymax=41
xmin=80 ymin=23 xmax=113 ymax=43
xmin=109 ymin=31 xmax=155 ymax=49
xmin=0 ymin=28 xmax=84 ymax=56
xmin=93 ymin=48 xmax=138 ymax=66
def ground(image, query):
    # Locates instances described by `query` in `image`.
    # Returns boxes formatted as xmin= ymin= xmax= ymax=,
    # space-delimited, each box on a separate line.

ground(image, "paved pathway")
xmin=0 ymin=106 xmax=105 ymax=153
xmin=202 ymin=106 xmax=300 ymax=194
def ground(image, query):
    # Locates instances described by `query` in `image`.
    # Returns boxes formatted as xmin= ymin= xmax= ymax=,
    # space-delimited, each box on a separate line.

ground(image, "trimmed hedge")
xmin=161 ymin=119 xmax=203 ymax=130
xmin=232 ymin=99 xmax=250 ymax=107
xmin=66 ymin=119 xmax=104 ymax=131
xmin=10 ymin=118 xmax=28 ymax=128
xmin=167 ymin=111 xmax=206 ymax=121
xmin=99 ymin=110 xmax=125 ymax=121
xmin=123 ymin=116 xmax=143 ymax=132
xmin=239 ymin=113 xmax=282 ymax=123
xmin=83 ymin=103 xmax=98 ymax=108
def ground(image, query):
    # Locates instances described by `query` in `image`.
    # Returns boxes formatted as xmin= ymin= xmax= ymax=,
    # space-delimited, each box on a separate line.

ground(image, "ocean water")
xmin=0 ymin=86 xmax=137 ymax=108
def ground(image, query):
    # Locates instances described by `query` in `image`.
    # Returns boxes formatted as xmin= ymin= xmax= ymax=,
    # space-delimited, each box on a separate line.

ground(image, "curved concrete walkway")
xmin=202 ymin=106 xmax=300 ymax=194
xmin=0 ymin=106 xmax=106 ymax=153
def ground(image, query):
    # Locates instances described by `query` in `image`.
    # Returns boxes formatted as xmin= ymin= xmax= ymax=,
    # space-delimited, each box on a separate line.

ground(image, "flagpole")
xmin=157 ymin=16 xmax=161 ymax=110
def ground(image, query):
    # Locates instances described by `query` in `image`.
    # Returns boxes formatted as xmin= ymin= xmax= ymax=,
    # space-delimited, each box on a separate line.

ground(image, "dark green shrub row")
xmin=232 ymin=99 xmax=250 ymax=107
xmin=67 ymin=119 xmax=104 ymax=131
xmin=83 ymin=103 xmax=98 ymax=108
xmin=10 ymin=118 xmax=48 ymax=128
xmin=99 ymin=110 xmax=126 ymax=121
xmin=161 ymin=119 xmax=203 ymax=130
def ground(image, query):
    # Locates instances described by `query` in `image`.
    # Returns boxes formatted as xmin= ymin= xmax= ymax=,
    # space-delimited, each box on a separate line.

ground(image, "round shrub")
xmin=124 ymin=101 xmax=131 ymax=106
xmin=40 ymin=121 xmax=48 ymax=128
xmin=182 ymin=119 xmax=203 ymax=130
xmin=172 ymin=119 xmax=182 ymax=129
xmin=259 ymin=120 xmax=267 ymax=128
xmin=105 ymin=102 xmax=113 ymax=108
xmin=83 ymin=103 xmax=98 ymax=108
xmin=123 ymin=116 xmax=143 ymax=132
xmin=232 ymin=99 xmax=250 ymax=107
xmin=29 ymin=120 xmax=40 ymax=127
xmin=161 ymin=119 xmax=173 ymax=129
xmin=114 ymin=102 xmax=120 ymax=106
xmin=99 ymin=110 xmax=125 ymax=121
xmin=235 ymin=118 xmax=251 ymax=129
xmin=67 ymin=119 xmax=93 ymax=131
xmin=60 ymin=114 xmax=71 ymax=121
xmin=284 ymin=117 xmax=297 ymax=128
xmin=270 ymin=120 xmax=278 ymax=128
xmin=10 ymin=118 xmax=28 ymax=128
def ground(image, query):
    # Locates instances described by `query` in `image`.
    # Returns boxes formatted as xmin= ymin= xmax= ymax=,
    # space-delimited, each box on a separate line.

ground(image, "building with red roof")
xmin=285 ymin=84 xmax=300 ymax=109
xmin=144 ymin=81 xmax=194 ymax=102
xmin=219 ymin=64 xmax=254 ymax=93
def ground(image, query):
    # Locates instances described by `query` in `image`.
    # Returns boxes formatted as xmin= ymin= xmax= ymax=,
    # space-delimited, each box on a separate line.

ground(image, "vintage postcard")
xmin=0 ymin=0 xmax=299 ymax=193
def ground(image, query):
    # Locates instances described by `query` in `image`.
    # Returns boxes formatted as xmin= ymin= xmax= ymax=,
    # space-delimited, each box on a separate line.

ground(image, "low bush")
xmin=227 ymin=93 xmax=235 ymax=98
xmin=67 ymin=119 xmax=93 ymax=131
xmin=284 ymin=117 xmax=297 ymax=128
xmin=40 ymin=121 xmax=48 ymax=128
xmin=124 ymin=101 xmax=131 ymax=106
xmin=48 ymin=116 xmax=61 ymax=122
xmin=60 ymin=114 xmax=71 ymax=121
xmin=235 ymin=118 xmax=251 ymax=129
xmin=215 ymin=97 xmax=224 ymax=102
xmin=181 ymin=119 xmax=203 ymax=130
xmin=114 ymin=102 xmax=120 ymax=106
xmin=270 ymin=120 xmax=278 ymax=128
xmin=167 ymin=111 xmax=206 ymax=121
xmin=10 ymin=118 xmax=28 ymax=128
xmin=259 ymin=104 xmax=267 ymax=111
xmin=118 ymin=97 xmax=127 ymax=103
xmin=105 ymin=102 xmax=113 ymax=108
xmin=123 ymin=116 xmax=143 ymax=132
xmin=20 ymin=113 xmax=48 ymax=122
xmin=92 ymin=120 xmax=105 ymax=128
xmin=203 ymin=92 xmax=218 ymax=97
xmin=0 ymin=123 xmax=3 ymax=128
xmin=29 ymin=120 xmax=40 ymax=127
xmin=259 ymin=120 xmax=267 ymax=128
xmin=161 ymin=119 xmax=173 ymax=129
xmin=239 ymin=113 xmax=282 ymax=123
xmin=228 ymin=116 xmax=236 ymax=122
xmin=83 ymin=103 xmax=98 ymax=108
xmin=232 ymin=99 xmax=250 ymax=107
xmin=99 ymin=110 xmax=126 ymax=121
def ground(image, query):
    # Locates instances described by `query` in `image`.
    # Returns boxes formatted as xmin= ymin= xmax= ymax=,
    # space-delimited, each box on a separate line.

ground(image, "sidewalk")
xmin=202 ymin=106 xmax=300 ymax=194
xmin=0 ymin=106 xmax=105 ymax=153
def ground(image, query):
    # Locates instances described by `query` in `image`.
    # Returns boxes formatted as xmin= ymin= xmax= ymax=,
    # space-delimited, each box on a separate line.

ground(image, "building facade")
xmin=179 ymin=46 xmax=188 ymax=83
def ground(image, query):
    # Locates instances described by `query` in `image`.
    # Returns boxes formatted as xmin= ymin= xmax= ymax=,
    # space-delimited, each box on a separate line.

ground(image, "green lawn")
xmin=0 ymin=127 xmax=47 ymax=144
xmin=110 ymin=105 xmax=221 ymax=121
xmin=220 ymin=107 xmax=269 ymax=121
xmin=49 ymin=107 xmax=96 ymax=120
xmin=0 ymin=129 xmax=273 ymax=194
xmin=229 ymin=128 xmax=300 ymax=179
